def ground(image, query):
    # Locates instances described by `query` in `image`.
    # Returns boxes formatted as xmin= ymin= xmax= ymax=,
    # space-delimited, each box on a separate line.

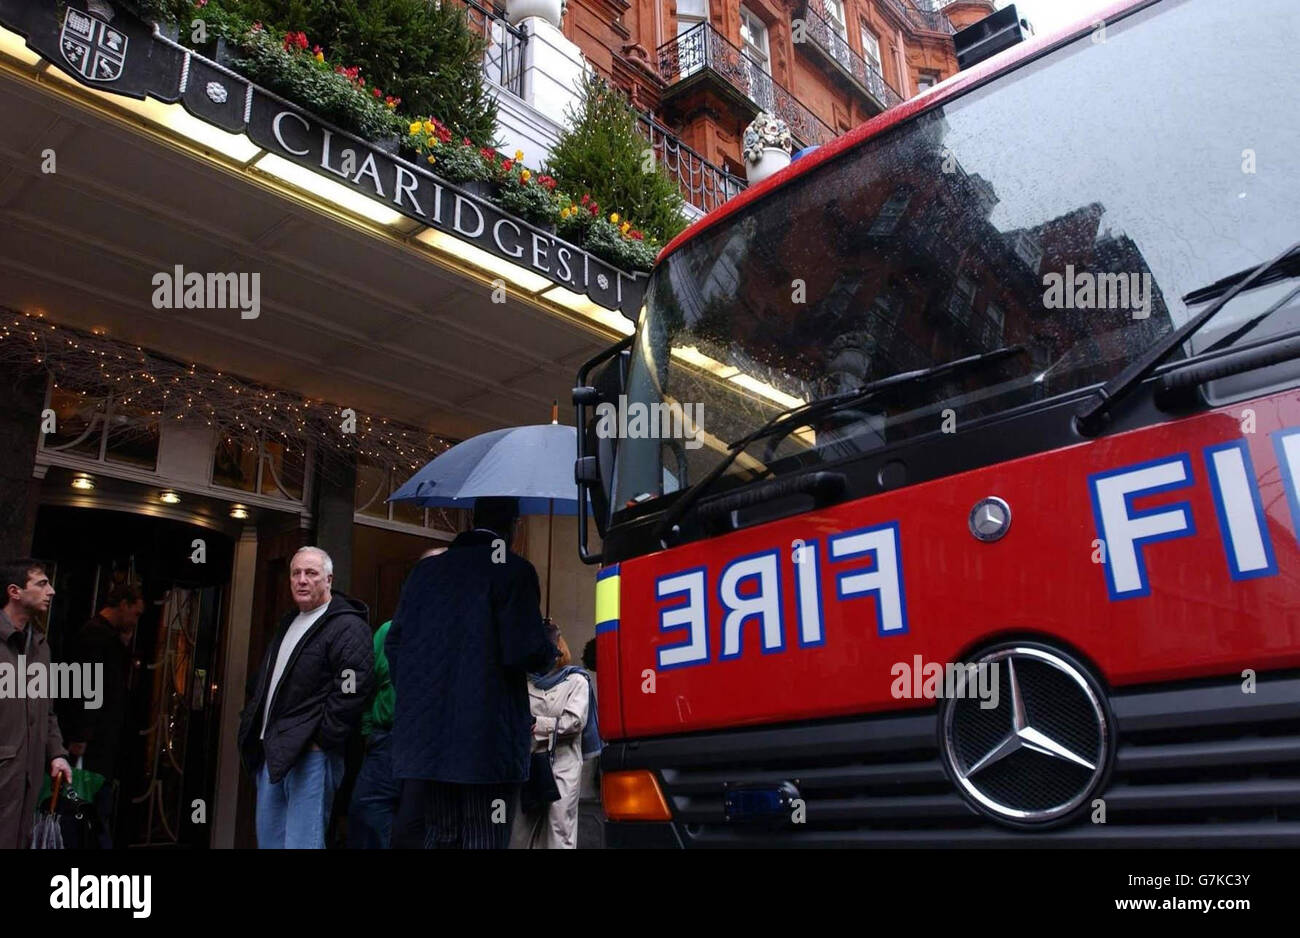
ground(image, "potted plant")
xmin=558 ymin=191 xmax=600 ymax=244
xmin=742 ymin=112 xmax=793 ymax=185
xmin=493 ymin=150 xmax=560 ymax=230
xmin=407 ymin=121 xmax=496 ymax=198
xmin=230 ymin=26 xmax=404 ymax=143
xmin=582 ymin=212 xmax=657 ymax=272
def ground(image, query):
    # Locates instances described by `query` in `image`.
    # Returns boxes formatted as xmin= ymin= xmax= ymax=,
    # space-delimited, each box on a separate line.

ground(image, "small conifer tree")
xmin=545 ymin=74 xmax=687 ymax=246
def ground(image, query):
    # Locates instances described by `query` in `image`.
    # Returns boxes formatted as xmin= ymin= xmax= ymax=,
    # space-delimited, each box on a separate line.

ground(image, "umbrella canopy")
xmin=389 ymin=423 xmax=581 ymax=515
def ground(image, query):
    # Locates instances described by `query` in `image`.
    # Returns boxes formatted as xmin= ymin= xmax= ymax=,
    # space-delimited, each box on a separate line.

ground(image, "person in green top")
xmin=347 ymin=619 xmax=398 ymax=848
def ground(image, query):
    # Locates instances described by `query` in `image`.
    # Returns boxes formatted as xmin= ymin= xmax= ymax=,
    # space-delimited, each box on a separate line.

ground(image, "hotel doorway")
xmin=33 ymin=501 xmax=234 ymax=848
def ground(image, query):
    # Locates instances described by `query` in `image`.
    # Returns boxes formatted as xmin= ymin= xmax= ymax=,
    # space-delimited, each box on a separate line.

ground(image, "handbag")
xmin=32 ymin=774 xmax=102 ymax=849
xmin=520 ymin=727 xmax=561 ymax=814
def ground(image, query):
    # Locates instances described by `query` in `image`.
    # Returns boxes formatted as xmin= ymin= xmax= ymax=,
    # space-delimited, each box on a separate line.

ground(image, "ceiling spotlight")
xmin=230 ymin=504 xmax=250 ymax=520
xmin=159 ymin=490 xmax=181 ymax=504
xmin=70 ymin=473 xmax=95 ymax=491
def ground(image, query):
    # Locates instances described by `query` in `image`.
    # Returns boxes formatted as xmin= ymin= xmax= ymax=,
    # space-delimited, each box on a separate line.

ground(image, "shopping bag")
xmin=38 ymin=759 xmax=105 ymax=803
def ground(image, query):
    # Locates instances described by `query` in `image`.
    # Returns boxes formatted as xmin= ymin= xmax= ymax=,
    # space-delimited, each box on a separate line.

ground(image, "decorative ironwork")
xmin=882 ymin=0 xmax=958 ymax=35
xmin=657 ymin=23 xmax=837 ymax=147
xmin=444 ymin=0 xmax=528 ymax=97
xmin=799 ymin=0 xmax=903 ymax=111
xmin=635 ymin=112 xmax=747 ymax=213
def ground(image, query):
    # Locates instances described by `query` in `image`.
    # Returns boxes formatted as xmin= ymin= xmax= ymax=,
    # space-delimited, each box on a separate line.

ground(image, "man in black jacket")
xmin=59 ymin=582 xmax=145 ymax=848
xmin=388 ymin=497 xmax=555 ymax=848
xmin=237 ymin=546 xmax=373 ymax=849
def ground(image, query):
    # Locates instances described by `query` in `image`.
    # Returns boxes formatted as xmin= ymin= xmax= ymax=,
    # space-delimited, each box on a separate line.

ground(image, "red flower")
xmin=589 ymin=204 xmax=599 ymax=216
xmin=372 ymin=87 xmax=383 ymax=98
xmin=502 ymin=159 xmax=513 ymax=172
xmin=462 ymin=137 xmax=472 ymax=146
xmin=631 ymin=230 xmax=644 ymax=241
xmin=579 ymin=193 xmax=589 ymax=205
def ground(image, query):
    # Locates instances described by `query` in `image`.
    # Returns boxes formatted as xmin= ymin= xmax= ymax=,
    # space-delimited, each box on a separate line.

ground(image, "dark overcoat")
xmin=387 ymin=530 xmax=555 ymax=784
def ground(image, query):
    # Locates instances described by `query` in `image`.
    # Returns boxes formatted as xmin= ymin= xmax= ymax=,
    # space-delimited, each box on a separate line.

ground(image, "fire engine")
xmin=573 ymin=0 xmax=1300 ymax=845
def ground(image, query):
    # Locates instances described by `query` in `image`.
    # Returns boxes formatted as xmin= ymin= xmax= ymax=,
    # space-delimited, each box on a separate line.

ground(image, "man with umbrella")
xmin=387 ymin=496 xmax=555 ymax=848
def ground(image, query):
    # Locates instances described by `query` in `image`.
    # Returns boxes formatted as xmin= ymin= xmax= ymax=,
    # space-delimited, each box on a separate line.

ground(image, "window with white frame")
xmin=739 ymin=7 xmax=770 ymax=71
xmin=739 ymin=6 xmax=773 ymax=110
xmin=677 ymin=0 xmax=708 ymax=35
xmin=355 ymin=455 xmax=464 ymax=533
xmin=41 ymin=381 xmax=161 ymax=471
xmin=860 ymin=21 xmax=881 ymax=73
xmin=823 ymin=0 xmax=848 ymax=34
xmin=820 ymin=0 xmax=853 ymax=68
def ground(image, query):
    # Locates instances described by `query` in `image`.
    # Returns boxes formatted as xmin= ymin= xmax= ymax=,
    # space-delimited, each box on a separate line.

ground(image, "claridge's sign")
xmin=0 ymin=0 xmax=646 ymax=316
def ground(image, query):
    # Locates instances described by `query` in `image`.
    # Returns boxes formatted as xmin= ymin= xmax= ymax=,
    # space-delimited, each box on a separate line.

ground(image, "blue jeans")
xmin=256 ymin=748 xmax=344 ymax=849
xmin=347 ymin=731 xmax=400 ymax=849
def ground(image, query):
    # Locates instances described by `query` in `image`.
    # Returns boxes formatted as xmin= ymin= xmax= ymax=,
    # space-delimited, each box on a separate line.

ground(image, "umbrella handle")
xmin=49 ymin=772 xmax=63 ymax=814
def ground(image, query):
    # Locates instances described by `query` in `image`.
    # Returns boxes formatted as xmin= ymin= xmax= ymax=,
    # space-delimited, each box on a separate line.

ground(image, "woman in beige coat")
xmin=512 ymin=634 xmax=592 ymax=849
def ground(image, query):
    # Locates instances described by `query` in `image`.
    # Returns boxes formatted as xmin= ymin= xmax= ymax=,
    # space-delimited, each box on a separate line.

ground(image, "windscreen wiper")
xmin=654 ymin=344 xmax=1025 ymax=546
xmin=1075 ymin=240 xmax=1300 ymax=436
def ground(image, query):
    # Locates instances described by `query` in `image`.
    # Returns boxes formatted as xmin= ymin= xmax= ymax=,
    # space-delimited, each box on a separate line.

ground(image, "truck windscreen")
xmin=611 ymin=0 xmax=1299 ymax=512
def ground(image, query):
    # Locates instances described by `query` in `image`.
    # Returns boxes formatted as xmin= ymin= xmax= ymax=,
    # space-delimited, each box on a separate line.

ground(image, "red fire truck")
xmin=573 ymin=0 xmax=1300 ymax=846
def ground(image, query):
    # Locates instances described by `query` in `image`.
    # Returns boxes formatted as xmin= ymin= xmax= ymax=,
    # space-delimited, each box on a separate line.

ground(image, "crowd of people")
xmin=0 ymin=494 xmax=599 ymax=850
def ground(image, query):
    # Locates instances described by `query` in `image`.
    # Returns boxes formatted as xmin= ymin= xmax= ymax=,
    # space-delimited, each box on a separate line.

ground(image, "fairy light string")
xmin=0 ymin=310 xmax=458 ymax=483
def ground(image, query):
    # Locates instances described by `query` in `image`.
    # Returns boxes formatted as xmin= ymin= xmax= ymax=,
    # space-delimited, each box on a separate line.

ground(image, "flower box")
xmin=458 ymin=180 xmax=500 ymax=202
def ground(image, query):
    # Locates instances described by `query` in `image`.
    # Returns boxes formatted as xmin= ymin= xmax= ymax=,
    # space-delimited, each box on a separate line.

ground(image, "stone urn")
xmin=507 ymin=0 xmax=565 ymax=27
xmin=743 ymin=112 xmax=793 ymax=185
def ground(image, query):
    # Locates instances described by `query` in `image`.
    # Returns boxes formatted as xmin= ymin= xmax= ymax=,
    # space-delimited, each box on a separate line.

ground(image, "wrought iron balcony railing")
xmin=882 ymin=0 xmax=957 ymax=35
xmin=657 ymin=23 xmax=837 ymax=147
xmin=636 ymin=113 xmax=748 ymax=214
xmin=443 ymin=0 xmax=528 ymax=97
xmin=799 ymin=0 xmax=903 ymax=112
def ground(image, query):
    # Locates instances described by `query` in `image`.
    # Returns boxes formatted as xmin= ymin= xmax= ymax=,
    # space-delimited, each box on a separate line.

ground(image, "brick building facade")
xmin=561 ymin=0 xmax=994 ymax=189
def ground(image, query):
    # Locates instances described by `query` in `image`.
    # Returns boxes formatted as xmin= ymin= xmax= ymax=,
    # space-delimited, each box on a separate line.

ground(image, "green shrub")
xmin=483 ymin=150 xmax=557 ymax=225
xmin=584 ymin=217 xmax=658 ymax=271
xmin=232 ymin=24 xmax=404 ymax=140
xmin=545 ymin=73 xmax=687 ymax=246
xmin=145 ymin=0 xmax=497 ymax=146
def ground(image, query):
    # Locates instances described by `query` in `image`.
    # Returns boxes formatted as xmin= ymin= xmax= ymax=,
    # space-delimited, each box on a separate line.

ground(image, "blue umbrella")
xmin=389 ymin=421 xmax=581 ymax=619
xmin=389 ymin=423 xmax=580 ymax=514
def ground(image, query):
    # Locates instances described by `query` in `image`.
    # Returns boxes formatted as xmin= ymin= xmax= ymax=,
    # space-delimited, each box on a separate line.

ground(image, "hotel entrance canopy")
xmin=0 ymin=0 xmax=638 ymax=438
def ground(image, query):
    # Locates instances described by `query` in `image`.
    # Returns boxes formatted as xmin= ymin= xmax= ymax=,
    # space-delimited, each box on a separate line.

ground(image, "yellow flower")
xmin=514 ymin=149 xmax=524 ymax=161
xmin=409 ymin=121 xmax=423 ymax=134
xmin=520 ymin=169 xmax=531 ymax=182
xmin=621 ymin=221 xmax=631 ymax=234
xmin=609 ymin=212 xmax=620 ymax=224
xmin=314 ymin=51 xmax=324 ymax=63
xmin=424 ymin=120 xmax=435 ymax=134
xmin=427 ymin=155 xmax=436 ymax=164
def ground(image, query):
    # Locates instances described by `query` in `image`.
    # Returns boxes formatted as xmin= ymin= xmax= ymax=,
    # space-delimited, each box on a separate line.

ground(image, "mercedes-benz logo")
xmin=939 ymin=644 xmax=1111 ymax=827
xmin=968 ymin=496 xmax=1011 ymax=541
